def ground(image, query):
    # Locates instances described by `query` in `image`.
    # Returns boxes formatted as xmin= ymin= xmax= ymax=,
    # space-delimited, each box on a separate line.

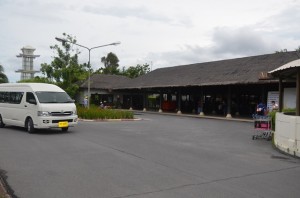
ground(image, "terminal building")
xmin=77 ymin=51 xmax=300 ymax=118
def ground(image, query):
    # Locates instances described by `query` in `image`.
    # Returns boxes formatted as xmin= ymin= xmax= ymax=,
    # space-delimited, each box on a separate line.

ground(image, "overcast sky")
xmin=1 ymin=0 xmax=300 ymax=82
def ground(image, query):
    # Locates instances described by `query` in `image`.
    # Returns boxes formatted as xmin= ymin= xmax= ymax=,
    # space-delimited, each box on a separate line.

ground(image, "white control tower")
xmin=16 ymin=46 xmax=40 ymax=80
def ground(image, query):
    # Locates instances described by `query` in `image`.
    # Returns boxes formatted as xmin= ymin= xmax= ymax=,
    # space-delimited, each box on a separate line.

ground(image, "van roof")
xmin=0 ymin=83 xmax=65 ymax=92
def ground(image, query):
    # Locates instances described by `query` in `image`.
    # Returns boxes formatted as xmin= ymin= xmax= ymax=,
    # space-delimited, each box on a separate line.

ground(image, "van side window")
xmin=10 ymin=92 xmax=24 ymax=104
xmin=26 ymin=92 xmax=36 ymax=104
xmin=0 ymin=92 xmax=24 ymax=104
xmin=0 ymin=92 xmax=7 ymax=103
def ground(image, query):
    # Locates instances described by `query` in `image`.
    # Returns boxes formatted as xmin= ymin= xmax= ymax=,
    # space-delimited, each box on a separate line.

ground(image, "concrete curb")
xmin=78 ymin=111 xmax=252 ymax=123
xmin=131 ymin=110 xmax=253 ymax=123
xmin=79 ymin=118 xmax=142 ymax=122
xmin=0 ymin=171 xmax=12 ymax=198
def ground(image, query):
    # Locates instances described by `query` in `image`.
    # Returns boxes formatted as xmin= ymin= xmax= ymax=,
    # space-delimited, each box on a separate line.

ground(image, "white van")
xmin=0 ymin=83 xmax=78 ymax=133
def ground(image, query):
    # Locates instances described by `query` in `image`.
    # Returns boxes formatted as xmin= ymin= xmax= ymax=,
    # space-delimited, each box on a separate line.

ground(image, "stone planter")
xmin=274 ymin=112 xmax=300 ymax=157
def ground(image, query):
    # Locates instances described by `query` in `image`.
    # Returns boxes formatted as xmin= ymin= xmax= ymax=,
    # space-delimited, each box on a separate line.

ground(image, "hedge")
xmin=77 ymin=105 xmax=134 ymax=120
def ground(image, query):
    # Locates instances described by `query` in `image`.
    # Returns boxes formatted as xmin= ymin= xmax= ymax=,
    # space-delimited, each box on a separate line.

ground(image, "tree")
xmin=100 ymin=52 xmax=120 ymax=74
xmin=40 ymin=33 xmax=89 ymax=98
xmin=122 ymin=63 xmax=150 ymax=78
xmin=0 ymin=64 xmax=9 ymax=83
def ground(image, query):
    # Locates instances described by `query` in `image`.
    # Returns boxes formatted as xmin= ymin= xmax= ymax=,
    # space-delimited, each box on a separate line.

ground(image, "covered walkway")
xmin=79 ymin=51 xmax=300 ymax=119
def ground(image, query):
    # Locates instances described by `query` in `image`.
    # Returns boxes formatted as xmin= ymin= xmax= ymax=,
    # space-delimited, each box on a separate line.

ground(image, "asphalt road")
xmin=0 ymin=113 xmax=299 ymax=198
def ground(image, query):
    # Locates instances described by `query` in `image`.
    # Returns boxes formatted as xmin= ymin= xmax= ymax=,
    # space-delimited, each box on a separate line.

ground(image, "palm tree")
xmin=0 ymin=64 xmax=9 ymax=83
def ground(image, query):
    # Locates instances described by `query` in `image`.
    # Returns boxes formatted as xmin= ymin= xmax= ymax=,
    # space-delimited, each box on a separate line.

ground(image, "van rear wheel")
xmin=26 ymin=118 xmax=35 ymax=133
xmin=0 ymin=115 xmax=5 ymax=128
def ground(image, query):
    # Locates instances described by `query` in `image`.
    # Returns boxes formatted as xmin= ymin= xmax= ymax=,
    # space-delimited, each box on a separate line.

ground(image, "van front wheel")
xmin=0 ymin=115 xmax=5 ymax=128
xmin=26 ymin=118 xmax=35 ymax=133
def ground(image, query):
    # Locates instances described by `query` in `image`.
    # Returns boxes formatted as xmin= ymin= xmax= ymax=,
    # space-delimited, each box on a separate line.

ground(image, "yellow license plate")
xmin=58 ymin=121 xmax=69 ymax=128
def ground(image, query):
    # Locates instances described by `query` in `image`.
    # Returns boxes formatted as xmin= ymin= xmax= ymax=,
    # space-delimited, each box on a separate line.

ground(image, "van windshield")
xmin=35 ymin=92 xmax=74 ymax=103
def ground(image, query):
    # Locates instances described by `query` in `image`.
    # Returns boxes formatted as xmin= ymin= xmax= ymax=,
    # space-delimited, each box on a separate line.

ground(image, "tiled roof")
xmin=269 ymin=59 xmax=300 ymax=73
xmin=80 ymin=51 xmax=300 ymax=90
xmin=80 ymin=74 xmax=132 ymax=89
xmin=116 ymin=51 xmax=300 ymax=89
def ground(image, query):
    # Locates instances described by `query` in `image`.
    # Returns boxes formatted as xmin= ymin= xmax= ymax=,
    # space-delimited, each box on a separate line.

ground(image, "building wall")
xmin=284 ymin=88 xmax=296 ymax=109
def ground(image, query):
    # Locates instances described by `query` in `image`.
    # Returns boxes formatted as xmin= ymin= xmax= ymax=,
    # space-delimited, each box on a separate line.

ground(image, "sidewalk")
xmin=132 ymin=110 xmax=253 ymax=123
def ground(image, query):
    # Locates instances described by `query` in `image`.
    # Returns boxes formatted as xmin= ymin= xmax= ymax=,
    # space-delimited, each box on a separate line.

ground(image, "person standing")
xmin=83 ymin=96 xmax=88 ymax=108
xmin=271 ymin=100 xmax=279 ymax=111
xmin=256 ymin=101 xmax=266 ymax=115
xmin=99 ymin=102 xmax=104 ymax=109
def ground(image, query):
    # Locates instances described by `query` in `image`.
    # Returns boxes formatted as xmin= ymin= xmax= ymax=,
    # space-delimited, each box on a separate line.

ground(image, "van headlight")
xmin=38 ymin=111 xmax=51 ymax=116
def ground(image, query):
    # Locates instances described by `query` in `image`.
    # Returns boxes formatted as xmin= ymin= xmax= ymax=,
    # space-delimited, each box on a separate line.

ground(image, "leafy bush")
xmin=77 ymin=105 xmax=134 ymax=120
xmin=268 ymin=110 xmax=277 ymax=130
xmin=282 ymin=108 xmax=296 ymax=115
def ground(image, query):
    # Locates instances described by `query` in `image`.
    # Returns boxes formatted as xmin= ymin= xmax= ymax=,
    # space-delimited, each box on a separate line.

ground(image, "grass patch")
xmin=77 ymin=105 xmax=134 ymax=120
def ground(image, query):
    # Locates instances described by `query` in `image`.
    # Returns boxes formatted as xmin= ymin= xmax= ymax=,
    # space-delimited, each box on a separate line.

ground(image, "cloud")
xmin=83 ymin=5 xmax=170 ymax=22
xmin=211 ymin=26 xmax=279 ymax=57
xmin=81 ymin=4 xmax=192 ymax=27
xmin=145 ymin=45 xmax=210 ymax=69
xmin=0 ymin=0 xmax=10 ymax=6
xmin=1 ymin=0 xmax=300 ymax=82
xmin=0 ymin=0 xmax=65 ymax=22
xmin=258 ymin=4 xmax=300 ymax=40
xmin=146 ymin=3 xmax=300 ymax=69
xmin=144 ymin=25 xmax=285 ymax=69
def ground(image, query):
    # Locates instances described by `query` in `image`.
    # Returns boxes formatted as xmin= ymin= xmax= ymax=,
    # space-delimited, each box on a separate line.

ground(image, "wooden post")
xmin=159 ymin=91 xmax=163 ymax=112
xmin=143 ymin=92 xmax=147 ymax=111
xmin=129 ymin=95 xmax=133 ymax=110
xmin=226 ymin=86 xmax=232 ymax=118
xmin=279 ymin=77 xmax=283 ymax=112
xmin=296 ymin=70 xmax=300 ymax=116
xmin=199 ymin=88 xmax=205 ymax=116
xmin=177 ymin=89 xmax=182 ymax=114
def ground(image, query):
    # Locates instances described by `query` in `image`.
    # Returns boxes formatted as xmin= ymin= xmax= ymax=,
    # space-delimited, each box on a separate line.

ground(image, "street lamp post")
xmin=55 ymin=37 xmax=120 ymax=109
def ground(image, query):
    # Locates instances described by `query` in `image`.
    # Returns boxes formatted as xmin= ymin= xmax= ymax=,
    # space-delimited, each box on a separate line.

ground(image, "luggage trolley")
xmin=252 ymin=115 xmax=272 ymax=140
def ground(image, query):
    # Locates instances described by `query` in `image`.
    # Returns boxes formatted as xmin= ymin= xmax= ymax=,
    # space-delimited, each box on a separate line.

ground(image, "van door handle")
xmin=24 ymin=105 xmax=27 ymax=107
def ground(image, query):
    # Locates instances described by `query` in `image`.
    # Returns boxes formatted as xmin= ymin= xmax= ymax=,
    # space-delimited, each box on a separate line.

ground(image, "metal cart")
xmin=252 ymin=115 xmax=272 ymax=140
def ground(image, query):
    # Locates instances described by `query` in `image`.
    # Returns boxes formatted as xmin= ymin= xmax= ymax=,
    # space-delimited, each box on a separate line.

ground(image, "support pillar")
xmin=143 ymin=92 xmax=147 ymax=112
xmin=129 ymin=95 xmax=133 ymax=110
xmin=235 ymin=91 xmax=240 ymax=116
xmin=297 ymin=70 xmax=300 ymax=116
xmin=177 ymin=89 xmax=182 ymax=114
xmin=226 ymin=86 xmax=232 ymax=118
xmin=279 ymin=78 xmax=283 ymax=112
xmin=199 ymin=88 xmax=205 ymax=116
xmin=159 ymin=92 xmax=163 ymax=112
xmin=261 ymin=86 xmax=266 ymax=103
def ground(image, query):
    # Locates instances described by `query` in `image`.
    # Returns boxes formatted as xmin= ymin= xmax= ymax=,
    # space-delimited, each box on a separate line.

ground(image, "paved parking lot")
xmin=0 ymin=113 xmax=299 ymax=198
